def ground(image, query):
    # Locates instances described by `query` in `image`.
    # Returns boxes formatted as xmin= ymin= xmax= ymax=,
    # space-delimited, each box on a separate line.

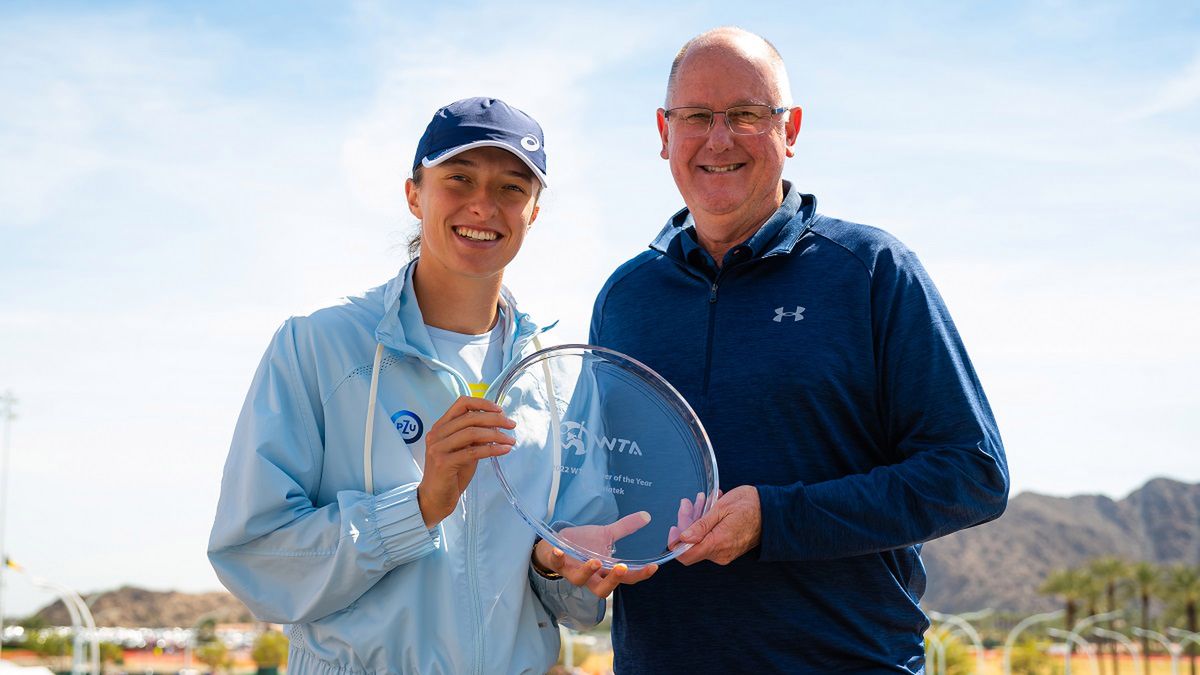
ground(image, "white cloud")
xmin=1127 ymin=52 xmax=1200 ymax=121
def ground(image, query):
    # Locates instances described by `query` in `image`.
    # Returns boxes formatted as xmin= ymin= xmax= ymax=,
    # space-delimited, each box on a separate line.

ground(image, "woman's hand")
xmin=418 ymin=396 xmax=515 ymax=527
xmin=531 ymin=513 xmax=660 ymax=598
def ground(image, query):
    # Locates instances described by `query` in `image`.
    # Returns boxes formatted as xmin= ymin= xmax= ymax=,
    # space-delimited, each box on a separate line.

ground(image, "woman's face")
xmin=405 ymin=146 xmax=540 ymax=282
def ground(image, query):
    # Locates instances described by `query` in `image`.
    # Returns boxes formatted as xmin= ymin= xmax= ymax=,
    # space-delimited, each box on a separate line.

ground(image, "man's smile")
xmin=700 ymin=163 xmax=746 ymax=174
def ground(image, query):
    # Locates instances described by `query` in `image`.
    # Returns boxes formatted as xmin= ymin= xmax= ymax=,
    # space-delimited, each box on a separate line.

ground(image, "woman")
xmin=208 ymin=97 xmax=655 ymax=674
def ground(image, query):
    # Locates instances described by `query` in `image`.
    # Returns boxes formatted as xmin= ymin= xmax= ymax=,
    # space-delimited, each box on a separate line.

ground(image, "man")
xmin=590 ymin=27 xmax=1009 ymax=673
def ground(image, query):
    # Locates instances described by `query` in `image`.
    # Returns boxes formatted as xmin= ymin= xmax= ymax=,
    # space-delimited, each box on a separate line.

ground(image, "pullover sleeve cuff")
xmin=756 ymin=483 xmax=806 ymax=562
xmin=528 ymin=566 xmax=606 ymax=631
xmin=370 ymin=482 xmax=439 ymax=566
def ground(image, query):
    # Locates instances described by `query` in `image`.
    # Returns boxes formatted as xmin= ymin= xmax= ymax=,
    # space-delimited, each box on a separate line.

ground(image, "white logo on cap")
xmin=521 ymin=135 xmax=540 ymax=151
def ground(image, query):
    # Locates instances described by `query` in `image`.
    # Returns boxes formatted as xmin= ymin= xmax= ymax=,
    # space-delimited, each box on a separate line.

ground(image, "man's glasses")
xmin=663 ymin=105 xmax=789 ymax=137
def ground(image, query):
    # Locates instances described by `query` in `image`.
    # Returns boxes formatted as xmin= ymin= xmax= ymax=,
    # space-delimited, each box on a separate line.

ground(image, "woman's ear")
xmin=404 ymin=178 xmax=422 ymax=219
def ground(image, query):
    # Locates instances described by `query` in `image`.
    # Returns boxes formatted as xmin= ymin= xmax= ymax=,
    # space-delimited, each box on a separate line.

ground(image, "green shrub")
xmin=251 ymin=630 xmax=289 ymax=669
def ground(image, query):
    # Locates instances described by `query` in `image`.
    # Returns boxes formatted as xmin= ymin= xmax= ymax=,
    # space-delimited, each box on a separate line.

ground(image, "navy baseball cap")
xmin=413 ymin=97 xmax=549 ymax=188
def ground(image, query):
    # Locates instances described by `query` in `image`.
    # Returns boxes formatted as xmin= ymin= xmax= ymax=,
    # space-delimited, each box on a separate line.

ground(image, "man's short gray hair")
xmin=665 ymin=27 xmax=793 ymax=109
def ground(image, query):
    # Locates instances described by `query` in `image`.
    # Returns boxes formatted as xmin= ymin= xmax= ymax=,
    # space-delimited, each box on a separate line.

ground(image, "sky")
xmin=0 ymin=0 xmax=1197 ymax=617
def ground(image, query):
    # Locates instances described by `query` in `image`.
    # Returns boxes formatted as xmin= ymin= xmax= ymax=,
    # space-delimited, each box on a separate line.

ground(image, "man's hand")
xmin=533 ymin=538 xmax=658 ymax=598
xmin=674 ymin=485 xmax=761 ymax=566
xmin=418 ymin=396 xmax=515 ymax=527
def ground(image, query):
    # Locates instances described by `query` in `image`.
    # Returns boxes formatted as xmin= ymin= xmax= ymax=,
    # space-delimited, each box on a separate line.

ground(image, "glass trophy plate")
xmin=489 ymin=344 xmax=718 ymax=569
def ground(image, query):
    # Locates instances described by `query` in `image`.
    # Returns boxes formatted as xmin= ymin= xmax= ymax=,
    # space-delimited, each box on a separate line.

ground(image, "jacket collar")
xmin=649 ymin=181 xmax=817 ymax=265
xmin=374 ymin=259 xmax=548 ymax=364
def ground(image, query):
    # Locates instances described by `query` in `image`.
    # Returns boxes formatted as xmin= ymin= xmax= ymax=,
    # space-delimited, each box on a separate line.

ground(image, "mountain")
xmin=921 ymin=477 xmax=1200 ymax=613
xmin=33 ymin=585 xmax=253 ymax=628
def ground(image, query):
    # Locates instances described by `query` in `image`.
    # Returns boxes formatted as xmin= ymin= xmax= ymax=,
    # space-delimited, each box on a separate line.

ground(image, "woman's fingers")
xmin=553 ymin=549 xmax=602 ymax=586
xmin=586 ymin=562 xmax=659 ymax=598
xmin=433 ymin=426 xmax=515 ymax=453
xmin=427 ymin=412 xmax=514 ymax=446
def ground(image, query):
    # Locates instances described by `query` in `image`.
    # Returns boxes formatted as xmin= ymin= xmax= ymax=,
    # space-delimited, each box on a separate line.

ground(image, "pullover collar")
xmin=374 ymin=259 xmax=547 ymax=365
xmin=650 ymin=181 xmax=817 ymax=273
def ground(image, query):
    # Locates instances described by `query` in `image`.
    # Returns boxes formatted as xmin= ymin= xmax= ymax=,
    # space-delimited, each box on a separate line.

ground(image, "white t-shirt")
xmin=425 ymin=307 xmax=508 ymax=398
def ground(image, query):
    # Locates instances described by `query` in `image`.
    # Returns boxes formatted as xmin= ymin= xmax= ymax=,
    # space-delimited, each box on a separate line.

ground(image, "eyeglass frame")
xmin=661 ymin=105 xmax=791 ymax=136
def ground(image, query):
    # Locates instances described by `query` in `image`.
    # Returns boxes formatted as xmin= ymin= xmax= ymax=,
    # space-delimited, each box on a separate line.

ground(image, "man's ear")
xmin=784 ymin=106 xmax=803 ymax=158
xmin=657 ymin=108 xmax=670 ymax=160
xmin=404 ymin=178 xmax=422 ymax=219
xmin=528 ymin=204 xmax=540 ymax=228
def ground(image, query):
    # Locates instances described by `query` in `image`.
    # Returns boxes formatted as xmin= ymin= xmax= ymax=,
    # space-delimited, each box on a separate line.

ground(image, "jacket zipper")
xmin=408 ymin=345 xmax=539 ymax=675
xmin=701 ymin=279 xmax=720 ymax=407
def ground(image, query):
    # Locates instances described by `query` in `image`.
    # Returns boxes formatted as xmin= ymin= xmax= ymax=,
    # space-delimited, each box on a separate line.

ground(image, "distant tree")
xmin=1090 ymin=556 xmax=1130 ymax=675
xmin=1041 ymin=568 xmax=1090 ymax=647
xmin=1130 ymin=561 xmax=1163 ymax=675
xmin=924 ymin=633 xmax=971 ymax=675
xmin=17 ymin=615 xmax=47 ymax=631
xmin=30 ymin=631 xmax=72 ymax=672
xmin=196 ymin=640 xmax=230 ymax=675
xmin=1010 ymin=638 xmax=1063 ymax=675
xmin=98 ymin=641 xmax=124 ymax=674
xmin=251 ymin=629 xmax=289 ymax=675
xmin=1167 ymin=565 xmax=1200 ymax=675
xmin=194 ymin=616 xmax=219 ymax=644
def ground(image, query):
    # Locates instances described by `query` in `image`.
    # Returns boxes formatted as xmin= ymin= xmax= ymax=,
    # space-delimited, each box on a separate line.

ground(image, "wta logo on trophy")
xmin=561 ymin=421 xmax=643 ymax=456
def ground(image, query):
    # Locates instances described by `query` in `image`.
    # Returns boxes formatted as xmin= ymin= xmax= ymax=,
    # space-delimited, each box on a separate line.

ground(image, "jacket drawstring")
xmin=361 ymin=336 xmax=561 ymax=505
xmin=363 ymin=343 xmax=385 ymax=494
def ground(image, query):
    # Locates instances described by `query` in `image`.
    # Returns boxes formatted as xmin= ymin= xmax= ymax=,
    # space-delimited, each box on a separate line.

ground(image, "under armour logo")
xmin=774 ymin=306 xmax=805 ymax=322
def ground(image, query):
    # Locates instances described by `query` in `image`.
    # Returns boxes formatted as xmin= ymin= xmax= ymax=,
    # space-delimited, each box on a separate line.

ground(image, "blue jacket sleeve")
xmin=756 ymin=246 xmax=1009 ymax=561
xmin=527 ymin=567 xmax=607 ymax=630
xmin=207 ymin=320 xmax=438 ymax=623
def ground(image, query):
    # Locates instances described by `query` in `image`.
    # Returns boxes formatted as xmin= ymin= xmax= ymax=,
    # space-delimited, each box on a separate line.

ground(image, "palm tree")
xmin=1130 ymin=561 xmax=1163 ymax=675
xmin=1041 ymin=567 xmax=1090 ymax=652
xmin=1167 ymin=565 xmax=1200 ymax=675
xmin=1091 ymin=556 xmax=1130 ymax=675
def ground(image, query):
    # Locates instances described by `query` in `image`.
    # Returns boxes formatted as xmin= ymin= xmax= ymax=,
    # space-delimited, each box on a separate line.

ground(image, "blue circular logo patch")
xmin=391 ymin=409 xmax=424 ymax=443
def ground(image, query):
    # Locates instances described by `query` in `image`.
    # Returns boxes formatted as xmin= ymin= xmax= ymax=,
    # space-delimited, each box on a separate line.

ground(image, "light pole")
xmin=1167 ymin=628 xmax=1200 ymax=649
xmin=1049 ymin=628 xmax=1101 ymax=675
xmin=926 ymin=630 xmax=947 ymax=675
xmin=7 ymin=560 xmax=99 ymax=675
xmin=1168 ymin=629 xmax=1200 ymax=674
xmin=1133 ymin=627 xmax=1181 ymax=675
xmin=929 ymin=611 xmax=987 ymax=675
xmin=0 ymin=390 xmax=17 ymax=664
xmin=1093 ymin=628 xmax=1139 ymax=665
xmin=1056 ymin=611 xmax=1123 ymax=675
xmin=560 ymin=625 xmax=574 ymax=669
xmin=1004 ymin=609 xmax=1065 ymax=675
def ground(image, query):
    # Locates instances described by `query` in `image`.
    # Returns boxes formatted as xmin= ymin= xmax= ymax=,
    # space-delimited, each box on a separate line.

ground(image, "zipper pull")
xmin=709 ymin=282 xmax=719 ymax=303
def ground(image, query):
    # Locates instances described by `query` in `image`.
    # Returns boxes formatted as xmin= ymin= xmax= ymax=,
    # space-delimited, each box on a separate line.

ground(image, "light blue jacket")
xmin=208 ymin=261 xmax=605 ymax=675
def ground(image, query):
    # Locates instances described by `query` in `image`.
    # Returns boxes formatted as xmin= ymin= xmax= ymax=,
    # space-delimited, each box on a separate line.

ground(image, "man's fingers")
xmin=667 ymin=525 xmax=681 ymax=548
xmin=605 ymin=511 xmax=652 ymax=540
xmin=679 ymin=504 xmax=719 ymax=543
xmin=677 ymin=498 xmax=692 ymax=527
xmin=675 ymin=539 xmax=710 ymax=566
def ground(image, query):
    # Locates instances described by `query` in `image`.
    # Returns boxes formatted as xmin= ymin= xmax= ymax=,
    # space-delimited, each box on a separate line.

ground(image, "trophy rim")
xmin=488 ymin=343 xmax=720 ymax=570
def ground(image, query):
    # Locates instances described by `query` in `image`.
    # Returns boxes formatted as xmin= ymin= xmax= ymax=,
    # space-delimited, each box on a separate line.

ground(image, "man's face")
xmin=658 ymin=45 xmax=801 ymax=236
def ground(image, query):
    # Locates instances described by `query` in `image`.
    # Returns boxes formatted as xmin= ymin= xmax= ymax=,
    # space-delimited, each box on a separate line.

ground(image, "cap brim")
xmin=422 ymin=140 xmax=549 ymax=189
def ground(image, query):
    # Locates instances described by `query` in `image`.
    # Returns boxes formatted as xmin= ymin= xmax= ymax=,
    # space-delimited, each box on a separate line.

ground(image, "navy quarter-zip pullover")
xmin=590 ymin=183 xmax=1009 ymax=673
